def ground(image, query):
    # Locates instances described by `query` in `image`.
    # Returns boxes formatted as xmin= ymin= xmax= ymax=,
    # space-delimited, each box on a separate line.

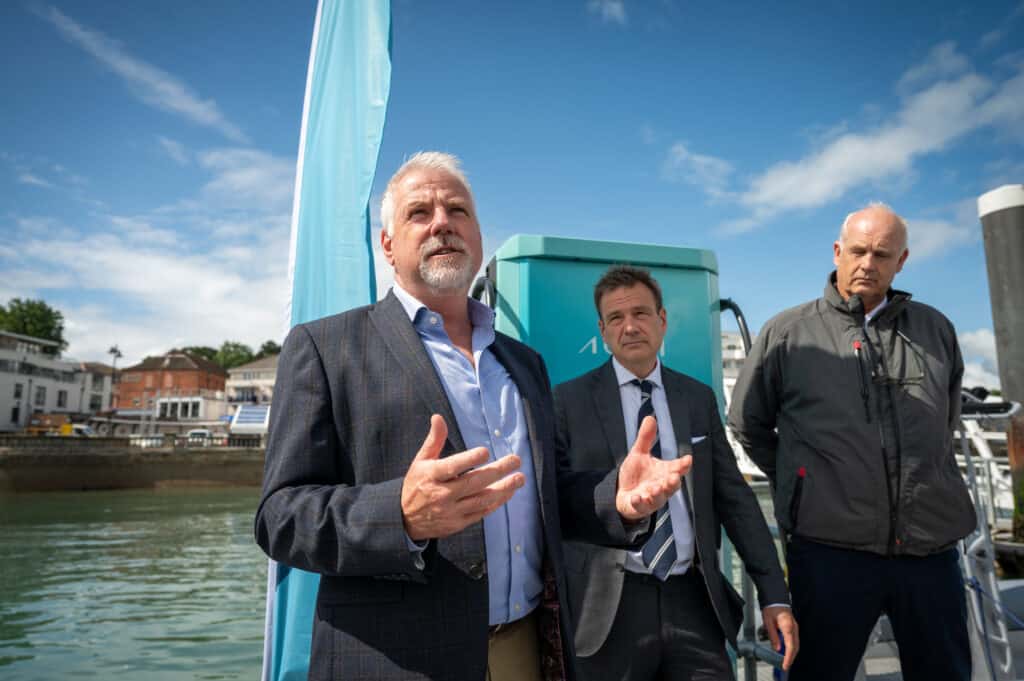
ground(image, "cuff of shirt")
xmin=405 ymin=533 xmax=428 ymax=570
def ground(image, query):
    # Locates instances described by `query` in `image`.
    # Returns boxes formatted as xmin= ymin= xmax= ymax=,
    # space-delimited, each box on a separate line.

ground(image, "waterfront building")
xmin=0 ymin=330 xmax=83 ymax=431
xmin=75 ymin=361 xmax=114 ymax=414
xmin=115 ymin=350 xmax=229 ymax=426
xmin=225 ymin=354 xmax=278 ymax=406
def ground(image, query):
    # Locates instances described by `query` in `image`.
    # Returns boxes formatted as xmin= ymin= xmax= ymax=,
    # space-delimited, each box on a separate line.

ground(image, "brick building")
xmin=117 ymin=351 xmax=228 ymax=419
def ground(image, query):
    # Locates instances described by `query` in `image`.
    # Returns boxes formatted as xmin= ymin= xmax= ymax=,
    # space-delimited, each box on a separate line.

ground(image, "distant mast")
xmin=978 ymin=184 xmax=1024 ymax=540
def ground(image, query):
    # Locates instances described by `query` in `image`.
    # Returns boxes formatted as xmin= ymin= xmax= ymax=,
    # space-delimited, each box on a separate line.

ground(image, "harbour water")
xmin=0 ymin=487 xmax=266 ymax=681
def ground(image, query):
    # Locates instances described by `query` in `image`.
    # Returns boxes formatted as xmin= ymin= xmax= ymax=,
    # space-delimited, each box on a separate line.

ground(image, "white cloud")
xmin=963 ymin=361 xmax=1001 ymax=390
xmin=960 ymin=328 xmax=1001 ymax=391
xmin=17 ymin=173 xmax=53 ymax=188
xmin=961 ymin=328 xmax=998 ymax=365
xmin=38 ymin=6 xmax=248 ymax=143
xmin=906 ymin=218 xmax=973 ymax=261
xmin=661 ymin=142 xmax=734 ymax=199
xmin=723 ymin=45 xmax=1024 ymax=233
xmin=16 ymin=220 xmax=290 ymax=366
xmin=587 ymin=0 xmax=627 ymax=25
xmin=897 ymin=41 xmax=969 ymax=94
xmin=157 ymin=136 xmax=190 ymax=165
xmin=196 ymin=148 xmax=295 ymax=212
xmin=108 ymin=215 xmax=178 ymax=246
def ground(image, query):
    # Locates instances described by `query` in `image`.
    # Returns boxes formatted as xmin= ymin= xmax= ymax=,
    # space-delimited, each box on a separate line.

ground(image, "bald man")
xmin=728 ymin=204 xmax=975 ymax=681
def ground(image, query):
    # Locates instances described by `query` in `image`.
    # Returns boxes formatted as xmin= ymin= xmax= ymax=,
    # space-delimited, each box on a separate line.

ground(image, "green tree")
xmin=255 ymin=340 xmax=281 ymax=359
xmin=182 ymin=345 xmax=218 ymax=362
xmin=0 ymin=298 xmax=67 ymax=354
xmin=215 ymin=341 xmax=254 ymax=369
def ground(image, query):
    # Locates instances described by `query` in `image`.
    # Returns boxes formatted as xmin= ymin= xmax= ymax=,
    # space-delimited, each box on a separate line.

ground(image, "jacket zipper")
xmin=863 ymin=329 xmax=898 ymax=555
xmin=852 ymin=341 xmax=872 ymax=423
xmin=789 ymin=466 xmax=807 ymax=531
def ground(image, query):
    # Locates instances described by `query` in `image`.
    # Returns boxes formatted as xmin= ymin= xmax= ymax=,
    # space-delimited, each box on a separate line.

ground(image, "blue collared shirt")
xmin=392 ymin=284 xmax=543 ymax=625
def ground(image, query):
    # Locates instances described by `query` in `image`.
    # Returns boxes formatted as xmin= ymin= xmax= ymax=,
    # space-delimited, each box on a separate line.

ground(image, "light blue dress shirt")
xmin=393 ymin=284 xmax=543 ymax=626
xmin=612 ymin=357 xmax=697 ymax=576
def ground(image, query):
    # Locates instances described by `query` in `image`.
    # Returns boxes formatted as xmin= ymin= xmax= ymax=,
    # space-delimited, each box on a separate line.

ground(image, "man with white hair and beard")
xmin=256 ymin=152 xmax=690 ymax=681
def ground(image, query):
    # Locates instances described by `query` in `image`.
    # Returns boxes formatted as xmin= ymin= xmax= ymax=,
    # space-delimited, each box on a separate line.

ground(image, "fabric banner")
xmin=262 ymin=1 xmax=391 ymax=679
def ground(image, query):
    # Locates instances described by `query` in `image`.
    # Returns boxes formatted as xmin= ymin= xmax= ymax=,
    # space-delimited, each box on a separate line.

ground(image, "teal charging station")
xmin=487 ymin=235 xmax=724 ymax=406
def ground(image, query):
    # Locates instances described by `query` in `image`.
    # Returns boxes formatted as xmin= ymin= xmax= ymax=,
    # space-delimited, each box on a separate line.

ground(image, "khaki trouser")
xmin=485 ymin=609 xmax=542 ymax=681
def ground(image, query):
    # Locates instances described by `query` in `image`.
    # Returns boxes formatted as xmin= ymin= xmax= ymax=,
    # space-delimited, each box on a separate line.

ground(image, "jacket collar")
xmin=824 ymin=271 xmax=911 ymax=323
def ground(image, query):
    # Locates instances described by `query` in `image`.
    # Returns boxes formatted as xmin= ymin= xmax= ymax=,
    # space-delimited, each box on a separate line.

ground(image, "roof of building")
xmin=123 ymin=352 xmax=229 ymax=376
xmin=229 ymin=354 xmax=279 ymax=373
xmin=80 ymin=361 xmax=114 ymax=375
xmin=0 ymin=329 xmax=61 ymax=347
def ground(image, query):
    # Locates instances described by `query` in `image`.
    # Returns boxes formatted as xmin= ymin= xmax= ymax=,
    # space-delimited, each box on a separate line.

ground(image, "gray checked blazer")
xmin=554 ymin=360 xmax=790 ymax=654
xmin=255 ymin=291 xmax=639 ymax=681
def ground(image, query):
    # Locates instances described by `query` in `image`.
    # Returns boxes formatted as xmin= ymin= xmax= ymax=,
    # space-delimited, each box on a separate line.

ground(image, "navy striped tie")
xmin=633 ymin=379 xmax=676 ymax=580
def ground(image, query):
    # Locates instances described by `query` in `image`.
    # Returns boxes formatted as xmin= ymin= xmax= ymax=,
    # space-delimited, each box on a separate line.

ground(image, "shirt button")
xmin=430 ymin=316 xmax=438 ymax=325
xmin=493 ymin=429 xmax=501 ymax=437
xmin=514 ymin=603 xmax=521 ymax=612
xmin=515 ymin=544 xmax=522 ymax=553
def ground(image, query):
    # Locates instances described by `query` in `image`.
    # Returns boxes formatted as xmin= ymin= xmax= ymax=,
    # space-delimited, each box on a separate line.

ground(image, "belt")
xmin=624 ymin=564 xmax=702 ymax=585
xmin=488 ymin=610 xmax=534 ymax=638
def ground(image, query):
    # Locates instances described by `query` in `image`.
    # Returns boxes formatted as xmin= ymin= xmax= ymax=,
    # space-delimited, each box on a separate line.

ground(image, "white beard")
xmin=418 ymin=235 xmax=476 ymax=293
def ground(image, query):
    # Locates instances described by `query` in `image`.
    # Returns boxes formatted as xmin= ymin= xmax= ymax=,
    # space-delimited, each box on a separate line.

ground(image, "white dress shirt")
xmin=612 ymin=357 xmax=696 ymax=576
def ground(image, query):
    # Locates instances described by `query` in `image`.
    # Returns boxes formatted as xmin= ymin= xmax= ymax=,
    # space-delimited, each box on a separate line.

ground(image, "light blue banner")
xmin=263 ymin=2 xmax=391 ymax=680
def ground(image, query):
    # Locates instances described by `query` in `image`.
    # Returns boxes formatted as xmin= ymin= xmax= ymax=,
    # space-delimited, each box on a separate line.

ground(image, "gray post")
xmin=978 ymin=184 xmax=1024 ymax=539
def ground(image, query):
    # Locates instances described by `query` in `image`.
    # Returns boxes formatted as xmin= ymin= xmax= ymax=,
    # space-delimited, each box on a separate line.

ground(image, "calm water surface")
xmin=0 ymin=487 xmax=266 ymax=681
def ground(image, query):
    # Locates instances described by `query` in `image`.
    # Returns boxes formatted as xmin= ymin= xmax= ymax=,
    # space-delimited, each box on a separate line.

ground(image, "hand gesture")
xmin=615 ymin=416 xmax=691 ymax=521
xmin=762 ymin=605 xmax=799 ymax=670
xmin=401 ymin=414 xmax=525 ymax=541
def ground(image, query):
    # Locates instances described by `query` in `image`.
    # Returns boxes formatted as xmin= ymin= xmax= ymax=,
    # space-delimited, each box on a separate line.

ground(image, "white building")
xmin=76 ymin=362 xmax=114 ymax=414
xmin=226 ymin=354 xmax=278 ymax=406
xmin=721 ymin=330 xmax=746 ymax=382
xmin=0 ymin=330 xmax=83 ymax=431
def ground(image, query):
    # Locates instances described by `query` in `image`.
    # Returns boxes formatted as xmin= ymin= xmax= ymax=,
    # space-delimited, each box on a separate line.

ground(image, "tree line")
xmin=1 ymin=298 xmax=281 ymax=370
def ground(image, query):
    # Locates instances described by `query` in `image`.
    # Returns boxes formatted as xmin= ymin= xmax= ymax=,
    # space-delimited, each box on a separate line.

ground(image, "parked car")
xmin=186 ymin=428 xmax=214 ymax=445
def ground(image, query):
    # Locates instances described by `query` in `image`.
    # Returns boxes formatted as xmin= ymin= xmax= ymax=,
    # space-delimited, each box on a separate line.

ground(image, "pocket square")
xmin=690 ymin=435 xmax=707 ymax=444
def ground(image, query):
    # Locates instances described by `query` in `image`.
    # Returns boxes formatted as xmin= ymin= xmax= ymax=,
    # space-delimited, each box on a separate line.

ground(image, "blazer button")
xmin=468 ymin=562 xmax=486 ymax=580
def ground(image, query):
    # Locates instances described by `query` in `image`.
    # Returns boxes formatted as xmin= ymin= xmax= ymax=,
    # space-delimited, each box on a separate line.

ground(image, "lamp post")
xmin=108 ymin=345 xmax=122 ymax=436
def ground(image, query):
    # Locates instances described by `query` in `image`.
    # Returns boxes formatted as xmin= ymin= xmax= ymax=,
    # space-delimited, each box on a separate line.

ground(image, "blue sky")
xmin=1 ymin=0 xmax=1021 ymax=388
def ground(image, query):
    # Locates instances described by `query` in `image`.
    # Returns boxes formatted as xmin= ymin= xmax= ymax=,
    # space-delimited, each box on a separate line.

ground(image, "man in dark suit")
xmin=255 ymin=153 xmax=691 ymax=681
xmin=554 ymin=265 xmax=799 ymax=681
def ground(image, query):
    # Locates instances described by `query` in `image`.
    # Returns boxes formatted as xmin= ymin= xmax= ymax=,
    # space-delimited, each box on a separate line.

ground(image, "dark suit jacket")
xmin=554 ymin=360 xmax=789 ymax=655
xmin=255 ymin=292 xmax=637 ymax=681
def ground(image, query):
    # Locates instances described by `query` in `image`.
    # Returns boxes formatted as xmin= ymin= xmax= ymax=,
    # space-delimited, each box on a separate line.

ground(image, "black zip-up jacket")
xmin=727 ymin=274 xmax=976 ymax=556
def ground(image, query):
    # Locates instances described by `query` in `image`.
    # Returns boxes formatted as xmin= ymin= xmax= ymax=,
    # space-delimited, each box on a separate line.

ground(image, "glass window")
xmin=89 ymin=394 xmax=103 ymax=411
xmin=35 ymin=386 xmax=46 ymax=406
xmin=191 ymin=401 xmax=200 ymax=418
xmin=10 ymin=405 xmax=19 ymax=424
xmin=57 ymin=390 xmax=68 ymax=408
xmin=92 ymin=374 xmax=104 ymax=389
xmin=13 ymin=383 xmax=22 ymax=399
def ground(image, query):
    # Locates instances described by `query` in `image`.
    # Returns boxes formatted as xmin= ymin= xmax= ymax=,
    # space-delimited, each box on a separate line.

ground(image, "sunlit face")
xmin=381 ymin=167 xmax=483 ymax=299
xmin=598 ymin=283 xmax=667 ymax=378
xmin=833 ymin=207 xmax=909 ymax=313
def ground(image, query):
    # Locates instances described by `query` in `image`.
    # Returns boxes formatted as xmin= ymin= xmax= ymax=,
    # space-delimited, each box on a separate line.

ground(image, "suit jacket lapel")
xmin=369 ymin=291 xmax=466 ymax=452
xmin=593 ymin=361 xmax=628 ymax=466
xmin=664 ymin=369 xmax=696 ymax=519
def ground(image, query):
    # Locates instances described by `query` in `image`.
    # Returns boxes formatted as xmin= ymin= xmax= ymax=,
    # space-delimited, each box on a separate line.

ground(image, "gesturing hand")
xmin=401 ymin=414 xmax=525 ymax=541
xmin=615 ymin=416 xmax=692 ymax=521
